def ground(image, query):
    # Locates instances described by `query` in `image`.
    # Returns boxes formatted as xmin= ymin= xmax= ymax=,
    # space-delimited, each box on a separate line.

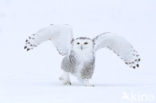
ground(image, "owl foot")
xmin=63 ymin=81 xmax=72 ymax=85
xmin=59 ymin=71 xmax=71 ymax=86
xmin=79 ymin=78 xmax=94 ymax=87
xmin=59 ymin=77 xmax=71 ymax=85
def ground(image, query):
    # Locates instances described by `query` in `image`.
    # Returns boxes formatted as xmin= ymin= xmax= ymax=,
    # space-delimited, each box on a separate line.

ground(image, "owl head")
xmin=71 ymin=37 xmax=94 ymax=52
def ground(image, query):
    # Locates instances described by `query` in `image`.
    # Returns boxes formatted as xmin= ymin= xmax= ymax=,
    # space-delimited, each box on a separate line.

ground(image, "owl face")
xmin=72 ymin=37 xmax=94 ymax=52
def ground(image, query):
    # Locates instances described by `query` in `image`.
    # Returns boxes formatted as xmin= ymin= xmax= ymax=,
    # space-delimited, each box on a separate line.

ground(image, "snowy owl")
xmin=24 ymin=24 xmax=141 ymax=86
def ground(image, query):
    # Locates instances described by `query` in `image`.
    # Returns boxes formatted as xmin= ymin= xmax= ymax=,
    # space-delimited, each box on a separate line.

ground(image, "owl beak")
xmin=80 ymin=45 xmax=83 ymax=50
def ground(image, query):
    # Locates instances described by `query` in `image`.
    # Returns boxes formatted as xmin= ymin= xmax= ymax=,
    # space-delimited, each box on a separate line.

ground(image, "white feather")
xmin=24 ymin=24 xmax=73 ymax=56
xmin=94 ymin=32 xmax=141 ymax=69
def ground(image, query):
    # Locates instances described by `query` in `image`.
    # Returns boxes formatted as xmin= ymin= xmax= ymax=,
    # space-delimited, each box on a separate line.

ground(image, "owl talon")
xmin=59 ymin=71 xmax=71 ymax=85
xmin=59 ymin=77 xmax=71 ymax=85
xmin=24 ymin=46 xmax=27 ymax=49
xmin=63 ymin=81 xmax=72 ymax=85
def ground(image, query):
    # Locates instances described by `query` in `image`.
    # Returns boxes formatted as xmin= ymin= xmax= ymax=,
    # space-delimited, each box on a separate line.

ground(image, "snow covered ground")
xmin=0 ymin=0 xmax=156 ymax=103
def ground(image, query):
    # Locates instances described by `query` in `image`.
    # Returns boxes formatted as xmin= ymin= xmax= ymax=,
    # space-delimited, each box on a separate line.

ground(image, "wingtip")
xmin=24 ymin=46 xmax=27 ymax=49
xmin=136 ymin=64 xmax=139 ymax=67
xmin=27 ymin=48 xmax=30 ymax=51
xmin=24 ymin=45 xmax=31 ymax=51
xmin=132 ymin=64 xmax=140 ymax=69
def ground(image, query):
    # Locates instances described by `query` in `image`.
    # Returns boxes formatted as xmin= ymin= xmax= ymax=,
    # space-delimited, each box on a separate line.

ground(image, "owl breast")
xmin=61 ymin=50 xmax=95 ymax=79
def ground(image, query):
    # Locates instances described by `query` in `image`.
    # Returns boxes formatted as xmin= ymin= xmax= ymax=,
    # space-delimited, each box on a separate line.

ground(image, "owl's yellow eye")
xmin=84 ymin=42 xmax=88 ymax=45
xmin=77 ymin=42 xmax=80 ymax=45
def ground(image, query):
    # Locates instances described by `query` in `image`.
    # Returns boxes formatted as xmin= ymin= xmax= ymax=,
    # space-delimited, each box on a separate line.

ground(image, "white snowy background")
xmin=0 ymin=0 xmax=156 ymax=103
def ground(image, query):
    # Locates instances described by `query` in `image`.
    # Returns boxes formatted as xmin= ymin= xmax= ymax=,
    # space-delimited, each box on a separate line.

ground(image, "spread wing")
xmin=24 ymin=24 xmax=73 ymax=56
xmin=93 ymin=32 xmax=141 ymax=69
